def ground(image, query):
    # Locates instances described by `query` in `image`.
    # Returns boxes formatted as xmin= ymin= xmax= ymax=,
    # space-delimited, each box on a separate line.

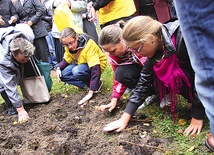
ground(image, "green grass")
xmin=137 ymin=98 xmax=210 ymax=154
xmin=50 ymin=64 xmax=114 ymax=95
xmin=0 ymin=64 xmax=113 ymax=104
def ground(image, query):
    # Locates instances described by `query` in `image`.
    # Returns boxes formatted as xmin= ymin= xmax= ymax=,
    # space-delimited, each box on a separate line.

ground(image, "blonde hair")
xmin=9 ymin=37 xmax=35 ymax=57
xmin=122 ymin=16 xmax=162 ymax=47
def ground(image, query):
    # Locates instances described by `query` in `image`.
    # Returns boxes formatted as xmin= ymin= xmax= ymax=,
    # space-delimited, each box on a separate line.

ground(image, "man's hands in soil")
xmin=17 ymin=107 xmax=29 ymax=123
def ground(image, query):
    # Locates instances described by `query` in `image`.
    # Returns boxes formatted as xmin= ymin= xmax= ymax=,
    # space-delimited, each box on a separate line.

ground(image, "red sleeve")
xmin=110 ymin=64 xmax=127 ymax=99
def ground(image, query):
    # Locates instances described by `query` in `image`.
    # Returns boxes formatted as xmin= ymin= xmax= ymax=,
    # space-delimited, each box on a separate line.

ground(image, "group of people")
xmin=1 ymin=0 xmax=214 ymax=152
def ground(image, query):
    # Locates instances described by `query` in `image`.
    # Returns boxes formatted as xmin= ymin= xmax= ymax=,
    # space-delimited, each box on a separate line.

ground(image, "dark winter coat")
xmin=14 ymin=0 xmax=48 ymax=38
xmin=0 ymin=0 xmax=19 ymax=28
xmin=41 ymin=9 xmax=53 ymax=32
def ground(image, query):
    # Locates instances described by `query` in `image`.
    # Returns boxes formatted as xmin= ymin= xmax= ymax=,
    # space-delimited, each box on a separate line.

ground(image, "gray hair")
xmin=9 ymin=37 xmax=35 ymax=57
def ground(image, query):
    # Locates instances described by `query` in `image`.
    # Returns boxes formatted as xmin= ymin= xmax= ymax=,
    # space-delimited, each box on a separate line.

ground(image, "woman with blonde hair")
xmin=98 ymin=22 xmax=149 ymax=112
xmin=103 ymin=16 xmax=205 ymax=136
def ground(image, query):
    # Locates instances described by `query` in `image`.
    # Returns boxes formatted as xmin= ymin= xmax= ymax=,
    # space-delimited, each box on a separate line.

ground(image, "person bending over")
xmin=103 ymin=16 xmax=205 ymax=136
xmin=55 ymin=27 xmax=107 ymax=105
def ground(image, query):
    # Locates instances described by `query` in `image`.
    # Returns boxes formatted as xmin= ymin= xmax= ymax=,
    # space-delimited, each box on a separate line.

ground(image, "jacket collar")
xmin=162 ymin=20 xmax=180 ymax=57
xmin=68 ymin=34 xmax=89 ymax=54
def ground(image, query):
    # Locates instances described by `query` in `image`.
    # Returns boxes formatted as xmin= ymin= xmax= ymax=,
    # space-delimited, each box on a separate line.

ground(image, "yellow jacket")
xmin=98 ymin=0 xmax=136 ymax=25
xmin=64 ymin=35 xmax=107 ymax=72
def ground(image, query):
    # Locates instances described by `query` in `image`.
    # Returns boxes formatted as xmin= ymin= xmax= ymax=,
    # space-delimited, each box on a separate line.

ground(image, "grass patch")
xmin=137 ymin=97 xmax=210 ymax=154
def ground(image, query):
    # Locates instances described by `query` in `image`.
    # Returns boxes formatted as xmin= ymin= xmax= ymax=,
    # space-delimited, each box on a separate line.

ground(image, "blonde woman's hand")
xmin=56 ymin=67 xmax=62 ymax=83
xmin=184 ymin=118 xmax=203 ymax=135
xmin=78 ymin=90 xmax=94 ymax=105
xmin=103 ymin=113 xmax=131 ymax=132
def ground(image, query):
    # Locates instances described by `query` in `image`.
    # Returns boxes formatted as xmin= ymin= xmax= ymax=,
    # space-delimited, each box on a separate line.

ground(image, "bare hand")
xmin=10 ymin=16 xmax=17 ymax=23
xmin=27 ymin=21 xmax=33 ymax=26
xmin=99 ymin=98 xmax=117 ymax=112
xmin=56 ymin=69 xmax=62 ymax=83
xmin=54 ymin=1 xmax=61 ymax=7
xmin=17 ymin=107 xmax=29 ymax=123
xmin=0 ymin=16 xmax=5 ymax=26
xmin=103 ymin=113 xmax=131 ymax=132
xmin=103 ymin=119 xmax=128 ymax=132
xmin=184 ymin=118 xmax=203 ymax=135
xmin=87 ymin=2 xmax=96 ymax=21
xmin=78 ymin=90 xmax=94 ymax=105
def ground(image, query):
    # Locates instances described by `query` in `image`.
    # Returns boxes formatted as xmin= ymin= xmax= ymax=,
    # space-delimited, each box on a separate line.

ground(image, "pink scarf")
xmin=153 ymin=36 xmax=191 ymax=121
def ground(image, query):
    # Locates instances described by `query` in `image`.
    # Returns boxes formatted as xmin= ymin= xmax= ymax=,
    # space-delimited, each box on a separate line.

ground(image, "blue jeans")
xmin=46 ymin=32 xmax=57 ymax=68
xmin=61 ymin=64 xmax=91 ymax=89
xmin=175 ymin=1 xmax=214 ymax=135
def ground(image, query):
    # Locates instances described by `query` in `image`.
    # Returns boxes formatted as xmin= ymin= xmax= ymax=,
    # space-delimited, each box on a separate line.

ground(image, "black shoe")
xmin=8 ymin=106 xmax=18 ymax=116
xmin=205 ymin=135 xmax=214 ymax=152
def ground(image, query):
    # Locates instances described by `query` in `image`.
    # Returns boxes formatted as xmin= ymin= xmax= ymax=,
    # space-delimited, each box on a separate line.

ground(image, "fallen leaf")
xmin=177 ymin=129 xmax=183 ymax=134
xmin=150 ymin=109 xmax=155 ymax=113
xmin=95 ymin=106 xmax=99 ymax=110
xmin=13 ymin=121 xmax=18 ymax=125
xmin=143 ymin=123 xmax=150 ymax=126
xmin=178 ymin=119 xmax=186 ymax=125
xmin=187 ymin=146 xmax=195 ymax=152
xmin=153 ymin=129 xmax=158 ymax=134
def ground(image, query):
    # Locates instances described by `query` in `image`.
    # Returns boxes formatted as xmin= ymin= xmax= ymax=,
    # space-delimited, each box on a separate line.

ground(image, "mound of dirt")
xmin=0 ymin=92 xmax=171 ymax=155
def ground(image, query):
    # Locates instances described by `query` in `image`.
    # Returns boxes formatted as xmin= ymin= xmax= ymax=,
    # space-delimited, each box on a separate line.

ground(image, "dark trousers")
xmin=34 ymin=37 xmax=49 ymax=63
xmin=115 ymin=63 xmax=142 ymax=89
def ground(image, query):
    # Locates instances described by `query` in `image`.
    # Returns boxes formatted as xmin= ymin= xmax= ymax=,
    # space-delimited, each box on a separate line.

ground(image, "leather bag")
xmin=20 ymin=58 xmax=51 ymax=103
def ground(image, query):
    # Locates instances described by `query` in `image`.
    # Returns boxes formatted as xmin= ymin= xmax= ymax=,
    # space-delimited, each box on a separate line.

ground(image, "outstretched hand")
xmin=17 ymin=107 xmax=29 ymax=123
xmin=78 ymin=90 xmax=94 ymax=105
xmin=103 ymin=119 xmax=128 ymax=132
xmin=184 ymin=118 xmax=203 ymax=135
xmin=103 ymin=113 xmax=131 ymax=132
xmin=99 ymin=98 xmax=118 ymax=112
xmin=56 ymin=69 xmax=62 ymax=83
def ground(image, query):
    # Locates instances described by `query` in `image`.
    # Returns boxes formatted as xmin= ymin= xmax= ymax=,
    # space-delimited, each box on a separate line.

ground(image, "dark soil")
xmin=0 ymin=91 xmax=172 ymax=155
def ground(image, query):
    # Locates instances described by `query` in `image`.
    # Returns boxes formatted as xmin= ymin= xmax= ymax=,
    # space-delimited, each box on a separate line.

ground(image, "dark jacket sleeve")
xmin=124 ymin=60 xmax=154 ymax=116
xmin=90 ymin=64 xmax=101 ymax=91
xmin=91 ymin=0 xmax=113 ymax=10
xmin=191 ymin=89 xmax=205 ymax=119
xmin=10 ymin=1 xmax=19 ymax=21
xmin=175 ymin=27 xmax=205 ymax=120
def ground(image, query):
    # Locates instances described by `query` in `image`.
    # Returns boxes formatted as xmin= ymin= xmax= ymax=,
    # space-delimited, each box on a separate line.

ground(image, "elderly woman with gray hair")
xmin=0 ymin=37 xmax=35 ymax=123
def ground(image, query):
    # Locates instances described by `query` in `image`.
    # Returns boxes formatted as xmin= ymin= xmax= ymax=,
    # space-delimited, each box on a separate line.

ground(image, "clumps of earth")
xmin=0 ymin=92 xmax=173 ymax=155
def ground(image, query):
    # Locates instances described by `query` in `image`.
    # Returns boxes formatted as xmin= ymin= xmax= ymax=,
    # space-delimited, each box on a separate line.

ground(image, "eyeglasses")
xmin=136 ymin=42 xmax=144 ymax=53
xmin=63 ymin=38 xmax=76 ymax=47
